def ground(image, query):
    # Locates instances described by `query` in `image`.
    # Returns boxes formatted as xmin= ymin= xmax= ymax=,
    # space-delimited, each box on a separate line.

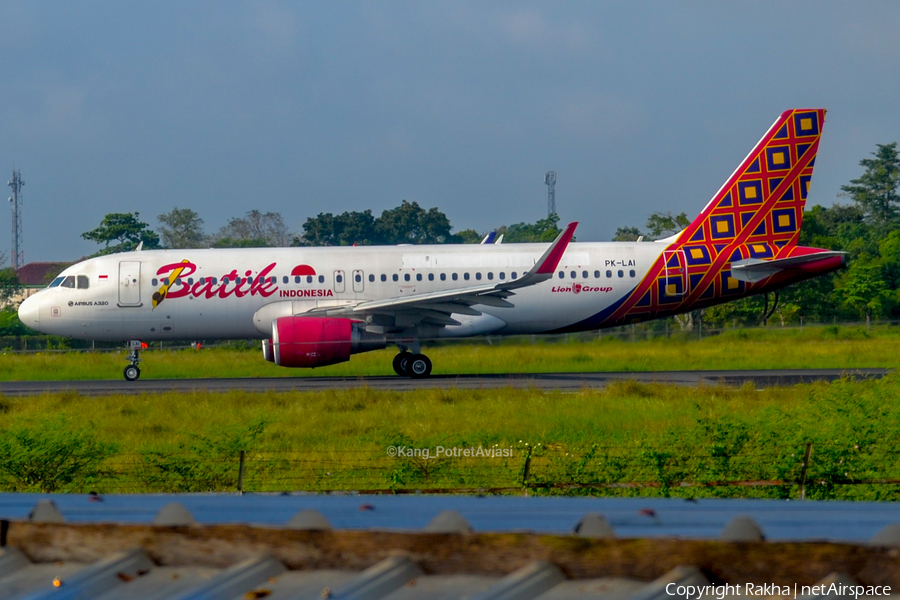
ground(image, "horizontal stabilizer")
xmin=731 ymin=251 xmax=846 ymax=283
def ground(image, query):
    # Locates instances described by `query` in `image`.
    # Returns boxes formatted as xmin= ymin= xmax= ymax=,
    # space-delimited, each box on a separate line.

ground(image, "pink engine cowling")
xmin=267 ymin=316 xmax=385 ymax=368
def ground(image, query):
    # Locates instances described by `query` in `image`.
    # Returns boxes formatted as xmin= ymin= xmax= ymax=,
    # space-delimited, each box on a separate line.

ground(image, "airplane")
xmin=18 ymin=109 xmax=844 ymax=381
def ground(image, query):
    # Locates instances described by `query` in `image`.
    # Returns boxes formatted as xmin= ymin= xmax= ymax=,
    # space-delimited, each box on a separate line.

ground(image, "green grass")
xmin=1 ymin=324 xmax=898 ymax=380
xmin=1 ymin=373 xmax=899 ymax=499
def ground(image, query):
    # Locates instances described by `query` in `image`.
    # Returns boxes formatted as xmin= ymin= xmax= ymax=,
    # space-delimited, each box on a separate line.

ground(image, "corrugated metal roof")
xmin=2 ymin=498 xmax=900 ymax=597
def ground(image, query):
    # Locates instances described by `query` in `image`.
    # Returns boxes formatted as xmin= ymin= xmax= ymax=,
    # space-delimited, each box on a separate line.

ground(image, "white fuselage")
xmin=19 ymin=242 xmax=666 ymax=342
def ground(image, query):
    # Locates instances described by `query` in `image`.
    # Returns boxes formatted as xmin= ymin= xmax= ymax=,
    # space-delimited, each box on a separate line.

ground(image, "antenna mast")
xmin=7 ymin=169 xmax=24 ymax=270
xmin=544 ymin=171 xmax=556 ymax=217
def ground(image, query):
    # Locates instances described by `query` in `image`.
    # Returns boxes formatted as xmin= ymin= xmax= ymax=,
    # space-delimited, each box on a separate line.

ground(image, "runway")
xmin=0 ymin=368 xmax=887 ymax=395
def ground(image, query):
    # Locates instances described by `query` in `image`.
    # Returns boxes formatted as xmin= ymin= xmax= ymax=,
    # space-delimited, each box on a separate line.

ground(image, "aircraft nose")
xmin=18 ymin=295 xmax=39 ymax=328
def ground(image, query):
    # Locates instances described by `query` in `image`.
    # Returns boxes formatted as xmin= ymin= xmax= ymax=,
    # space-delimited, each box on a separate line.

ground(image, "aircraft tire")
xmin=392 ymin=352 xmax=412 ymax=377
xmin=123 ymin=365 xmax=141 ymax=381
xmin=406 ymin=353 xmax=432 ymax=378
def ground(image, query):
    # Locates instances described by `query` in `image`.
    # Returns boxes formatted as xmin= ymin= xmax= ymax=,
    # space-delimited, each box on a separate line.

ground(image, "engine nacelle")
xmin=269 ymin=317 xmax=385 ymax=368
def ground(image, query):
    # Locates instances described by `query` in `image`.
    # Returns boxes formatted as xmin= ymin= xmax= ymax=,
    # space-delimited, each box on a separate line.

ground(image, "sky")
xmin=1 ymin=2 xmax=899 ymax=262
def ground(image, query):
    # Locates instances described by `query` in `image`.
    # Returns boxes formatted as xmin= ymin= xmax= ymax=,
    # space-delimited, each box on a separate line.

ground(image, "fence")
xmin=4 ymin=442 xmax=900 ymax=500
xmin=0 ymin=319 xmax=898 ymax=353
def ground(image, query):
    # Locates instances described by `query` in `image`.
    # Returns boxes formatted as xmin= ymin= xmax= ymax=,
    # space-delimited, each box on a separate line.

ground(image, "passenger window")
xmin=177 ymin=277 xmax=184 ymax=285
xmin=368 ymin=274 xmax=374 ymax=282
xmin=452 ymin=273 xmax=458 ymax=281
xmin=570 ymin=271 xmax=576 ymax=279
xmin=511 ymin=272 xmax=517 ymax=279
xmin=152 ymin=278 xmax=158 ymax=286
xmin=270 ymin=277 xmax=276 ymax=284
xmin=416 ymin=273 xmax=422 ymax=281
xmin=475 ymin=273 xmax=482 ymax=281
xmin=318 ymin=275 xmax=324 ymax=283
xmin=200 ymin=277 xmax=206 ymax=285
xmin=606 ymin=270 xmax=612 ymax=278
xmin=283 ymin=276 xmax=288 ymax=284
xmin=76 ymin=275 xmax=89 ymax=289
xmin=629 ymin=270 xmax=636 ymax=277
xmin=499 ymin=272 xmax=505 ymax=280
xmin=464 ymin=273 xmax=470 ymax=281
xmin=188 ymin=278 xmax=194 ymax=286
xmin=594 ymin=270 xmax=600 ymax=278
xmin=440 ymin=273 xmax=446 ymax=281
xmin=487 ymin=272 xmax=493 ymax=280
xmin=428 ymin=273 xmax=434 ymax=281
xmin=212 ymin=277 xmax=218 ymax=285
xmin=404 ymin=274 xmax=410 ymax=281
xmin=49 ymin=277 xmax=64 ymax=288
xmin=618 ymin=270 xmax=624 ymax=278
xmin=336 ymin=274 xmax=343 ymax=283
xmin=393 ymin=274 xmax=399 ymax=282
xmin=558 ymin=271 xmax=564 ymax=279
xmin=61 ymin=276 xmax=75 ymax=288
xmin=222 ymin=277 xmax=230 ymax=284
xmin=582 ymin=271 xmax=588 ymax=279
xmin=306 ymin=276 xmax=313 ymax=283
xmin=355 ymin=274 xmax=361 ymax=283
xmin=381 ymin=274 xmax=387 ymax=282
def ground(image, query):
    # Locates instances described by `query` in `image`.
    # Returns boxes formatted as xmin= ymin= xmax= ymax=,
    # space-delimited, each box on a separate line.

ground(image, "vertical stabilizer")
xmin=677 ymin=109 xmax=826 ymax=248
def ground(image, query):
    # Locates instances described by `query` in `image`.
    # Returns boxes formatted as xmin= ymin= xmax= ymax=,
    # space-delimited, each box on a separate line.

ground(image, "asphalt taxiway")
xmin=0 ymin=368 xmax=887 ymax=395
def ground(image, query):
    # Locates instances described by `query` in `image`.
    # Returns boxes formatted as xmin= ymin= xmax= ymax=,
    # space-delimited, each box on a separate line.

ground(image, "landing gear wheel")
xmin=392 ymin=351 xmax=412 ymax=376
xmin=123 ymin=365 xmax=141 ymax=381
xmin=405 ymin=353 xmax=432 ymax=378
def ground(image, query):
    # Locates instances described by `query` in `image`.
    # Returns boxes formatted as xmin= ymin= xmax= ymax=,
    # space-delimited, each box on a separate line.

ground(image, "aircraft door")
xmin=118 ymin=261 xmax=142 ymax=307
xmin=334 ymin=270 xmax=346 ymax=293
xmin=352 ymin=269 xmax=364 ymax=293
xmin=662 ymin=249 xmax=687 ymax=298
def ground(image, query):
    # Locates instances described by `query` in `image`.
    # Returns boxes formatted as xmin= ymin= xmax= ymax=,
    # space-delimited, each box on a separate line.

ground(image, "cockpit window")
xmin=76 ymin=275 xmax=89 ymax=289
xmin=61 ymin=276 xmax=76 ymax=288
xmin=49 ymin=277 xmax=64 ymax=288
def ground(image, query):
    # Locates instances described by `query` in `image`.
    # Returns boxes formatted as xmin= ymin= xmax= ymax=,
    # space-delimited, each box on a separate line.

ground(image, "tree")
xmin=501 ymin=213 xmax=561 ymax=243
xmin=613 ymin=211 xmax=689 ymax=242
xmin=375 ymin=200 xmax=458 ymax=244
xmin=838 ymin=263 xmax=893 ymax=326
xmin=613 ymin=226 xmax=642 ymax=242
xmin=81 ymin=212 xmax=161 ymax=255
xmin=298 ymin=210 xmax=377 ymax=246
xmin=158 ymin=207 xmax=205 ymax=249
xmin=0 ymin=268 xmax=22 ymax=306
xmin=841 ymin=142 xmax=900 ymax=230
xmin=645 ymin=212 xmax=690 ymax=240
xmin=211 ymin=210 xmax=292 ymax=247
xmin=456 ymin=229 xmax=484 ymax=244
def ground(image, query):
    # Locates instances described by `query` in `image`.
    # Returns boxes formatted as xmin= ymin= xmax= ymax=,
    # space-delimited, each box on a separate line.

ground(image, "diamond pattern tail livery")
xmin=581 ymin=109 xmax=845 ymax=329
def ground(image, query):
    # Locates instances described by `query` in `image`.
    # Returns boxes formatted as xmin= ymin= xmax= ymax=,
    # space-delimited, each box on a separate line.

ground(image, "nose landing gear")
xmin=124 ymin=340 xmax=143 ymax=381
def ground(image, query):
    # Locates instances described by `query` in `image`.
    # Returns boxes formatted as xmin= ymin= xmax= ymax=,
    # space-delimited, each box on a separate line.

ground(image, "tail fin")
xmin=676 ymin=109 xmax=825 ymax=249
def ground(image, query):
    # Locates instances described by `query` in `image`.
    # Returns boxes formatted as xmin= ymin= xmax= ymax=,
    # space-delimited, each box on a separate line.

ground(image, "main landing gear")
xmin=124 ymin=340 xmax=142 ymax=381
xmin=392 ymin=350 xmax=433 ymax=378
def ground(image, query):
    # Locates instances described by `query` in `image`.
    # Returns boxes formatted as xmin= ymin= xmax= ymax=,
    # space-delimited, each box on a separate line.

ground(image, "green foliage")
xmin=211 ymin=210 xmax=291 ymax=247
xmin=0 ymin=415 xmax=118 ymax=492
xmin=81 ymin=212 xmax=161 ymax=255
xmin=456 ymin=228 xmax=484 ymax=244
xmin=841 ymin=142 xmax=900 ymax=230
xmin=613 ymin=212 xmax=689 ymax=242
xmin=0 ymin=307 xmax=32 ymax=335
xmin=0 ymin=268 xmax=22 ymax=305
xmin=138 ymin=418 xmax=269 ymax=492
xmin=612 ymin=226 xmax=642 ymax=242
xmin=500 ymin=213 xmax=561 ymax=243
xmin=157 ymin=207 xmax=205 ymax=249
xmin=298 ymin=201 xmax=460 ymax=246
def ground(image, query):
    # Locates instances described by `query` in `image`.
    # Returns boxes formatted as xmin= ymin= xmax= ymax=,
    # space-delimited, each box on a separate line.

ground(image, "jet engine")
xmin=268 ymin=317 xmax=385 ymax=368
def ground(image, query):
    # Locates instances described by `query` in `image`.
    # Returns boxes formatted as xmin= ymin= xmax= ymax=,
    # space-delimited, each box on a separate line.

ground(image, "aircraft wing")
xmin=309 ymin=222 xmax=578 ymax=326
xmin=730 ymin=251 xmax=846 ymax=283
